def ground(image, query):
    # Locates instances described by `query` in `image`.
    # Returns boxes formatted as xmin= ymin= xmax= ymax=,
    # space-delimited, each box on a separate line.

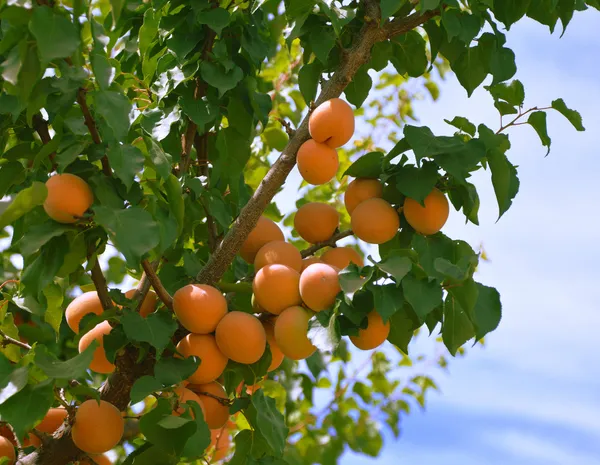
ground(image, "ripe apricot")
xmin=80 ymin=454 xmax=112 ymax=465
xmin=235 ymin=381 xmax=262 ymax=396
xmin=253 ymin=264 xmax=302 ymax=315
xmin=261 ymin=318 xmax=284 ymax=372
xmin=215 ymin=311 xmax=266 ymax=364
xmin=254 ymin=241 xmax=302 ymax=273
xmin=176 ymin=334 xmax=228 ymax=384
xmin=173 ymin=284 xmax=227 ymax=334
xmin=72 ymin=400 xmax=124 ymax=454
xmin=66 ymin=291 xmax=104 ymax=334
xmin=321 ymin=247 xmax=363 ymax=270
xmin=36 ymin=408 xmax=67 ymax=434
xmin=308 ymin=98 xmax=355 ymax=148
xmin=187 ymin=382 xmax=229 ymax=429
xmin=78 ymin=321 xmax=115 ymax=374
xmin=0 ymin=426 xmax=15 ymax=446
xmin=210 ymin=428 xmax=230 ymax=462
xmin=173 ymin=386 xmax=206 ymax=418
xmin=239 ymin=216 xmax=284 ymax=263
xmin=0 ymin=436 xmax=15 ymax=464
xmin=344 ymin=178 xmax=383 ymax=214
xmin=403 ymin=188 xmax=449 ymax=235
xmin=294 ymin=203 xmax=339 ymax=244
xmin=21 ymin=433 xmax=40 ymax=448
xmin=351 ymin=198 xmax=399 ymax=244
xmin=274 ymin=306 xmax=316 ymax=360
xmin=299 ymin=263 xmax=341 ymax=312
xmin=301 ymin=256 xmax=322 ymax=271
xmin=124 ymin=289 xmax=157 ymax=318
xmin=297 ymin=140 xmax=339 ymax=185
xmin=44 ymin=173 xmax=94 ymax=224
xmin=350 ymin=311 xmax=390 ymax=350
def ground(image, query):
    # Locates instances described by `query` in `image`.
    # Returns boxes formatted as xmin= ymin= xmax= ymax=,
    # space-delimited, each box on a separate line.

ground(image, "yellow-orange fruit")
xmin=65 ymin=291 xmax=104 ymax=334
xmin=124 ymin=289 xmax=157 ymax=318
xmin=72 ymin=400 xmax=124 ymax=454
xmin=173 ymin=284 xmax=227 ymax=334
xmin=176 ymin=334 xmax=228 ymax=384
xmin=274 ymin=306 xmax=316 ymax=360
xmin=297 ymin=140 xmax=339 ymax=185
xmin=173 ymin=386 xmax=206 ymax=418
xmin=0 ymin=426 xmax=15 ymax=446
xmin=235 ymin=381 xmax=262 ymax=396
xmin=351 ymin=198 xmax=399 ymax=244
xmin=239 ymin=216 xmax=284 ymax=263
xmin=36 ymin=408 xmax=67 ymax=434
xmin=350 ymin=311 xmax=390 ymax=350
xmin=81 ymin=454 xmax=112 ymax=465
xmin=301 ymin=256 xmax=323 ymax=271
xmin=210 ymin=428 xmax=230 ymax=462
xmin=215 ymin=312 xmax=266 ymax=364
xmin=254 ymin=241 xmax=302 ymax=273
xmin=321 ymin=247 xmax=363 ymax=270
xmin=261 ymin=318 xmax=284 ymax=372
xmin=187 ymin=382 xmax=229 ymax=429
xmin=403 ymin=188 xmax=449 ymax=235
xmin=299 ymin=263 xmax=341 ymax=312
xmin=0 ymin=436 xmax=15 ymax=465
xmin=344 ymin=178 xmax=383 ymax=214
xmin=253 ymin=264 xmax=302 ymax=315
xmin=21 ymin=433 xmax=40 ymax=448
xmin=308 ymin=98 xmax=355 ymax=148
xmin=44 ymin=173 xmax=94 ymax=224
xmin=78 ymin=321 xmax=115 ymax=374
xmin=294 ymin=203 xmax=339 ymax=244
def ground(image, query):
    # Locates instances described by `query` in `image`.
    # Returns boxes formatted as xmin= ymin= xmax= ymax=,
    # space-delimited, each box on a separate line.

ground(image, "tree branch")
xmin=89 ymin=258 xmax=114 ymax=312
xmin=383 ymin=9 xmax=439 ymax=39
xmin=132 ymin=261 xmax=158 ymax=313
xmin=300 ymin=230 xmax=354 ymax=258
xmin=76 ymin=89 xmax=111 ymax=177
xmin=0 ymin=329 xmax=31 ymax=350
xmin=141 ymin=259 xmax=173 ymax=310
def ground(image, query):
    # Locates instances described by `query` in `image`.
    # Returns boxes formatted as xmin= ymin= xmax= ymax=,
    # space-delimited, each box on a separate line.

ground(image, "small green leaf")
xmin=338 ymin=264 xmax=372 ymax=295
xmin=298 ymin=61 xmax=322 ymax=105
xmin=110 ymin=0 xmax=124 ymax=26
xmin=21 ymin=235 xmax=68 ymax=296
xmin=0 ymin=366 xmax=29 ymax=405
xmin=343 ymin=152 xmax=383 ymax=178
xmin=262 ymin=127 xmax=288 ymax=151
xmin=200 ymin=62 xmax=243 ymax=96
xmin=444 ymin=116 xmax=476 ymax=137
xmin=551 ymin=98 xmax=585 ymax=131
xmin=487 ymin=149 xmax=520 ymax=219
xmin=18 ymin=221 xmax=71 ymax=257
xmin=372 ymin=284 xmax=404 ymax=323
xmin=245 ymin=390 xmax=289 ymax=456
xmin=442 ymin=294 xmax=475 ymax=355
xmin=0 ymin=161 xmax=25 ymax=199
xmin=452 ymin=45 xmax=489 ymax=96
xmin=29 ymin=6 xmax=81 ymax=63
xmin=34 ymin=342 xmax=97 ymax=379
xmin=528 ymin=111 xmax=551 ymax=155
xmin=386 ymin=304 xmax=415 ymax=354
xmin=154 ymin=357 xmax=200 ymax=386
xmin=394 ymin=161 xmax=439 ymax=205
xmin=487 ymin=80 xmax=525 ymax=107
xmin=197 ymin=8 xmax=230 ymax=35
xmin=0 ymin=182 xmax=47 ymax=230
xmin=144 ymin=138 xmax=173 ymax=180
xmin=402 ymin=274 xmax=443 ymax=320
xmin=121 ymin=310 xmax=177 ymax=356
xmin=494 ymin=0 xmax=532 ymax=29
xmin=43 ymin=282 xmax=65 ymax=336
xmin=309 ymin=27 xmax=335 ymax=64
xmin=344 ymin=65 xmax=372 ymax=108
xmin=139 ymin=9 xmax=160 ymax=58
xmin=390 ymin=31 xmax=428 ymax=78
xmin=178 ymin=97 xmax=218 ymax=133
xmin=106 ymin=144 xmax=145 ymax=190
xmin=139 ymin=398 xmax=196 ymax=455
xmin=164 ymin=175 xmax=185 ymax=234
xmin=95 ymin=90 xmax=132 ymax=142
xmin=471 ymin=283 xmax=502 ymax=340
xmin=131 ymin=376 xmax=164 ymax=404
xmin=376 ymin=253 xmax=412 ymax=282
xmin=0 ymin=379 xmax=55 ymax=439
xmin=181 ymin=402 xmax=211 ymax=458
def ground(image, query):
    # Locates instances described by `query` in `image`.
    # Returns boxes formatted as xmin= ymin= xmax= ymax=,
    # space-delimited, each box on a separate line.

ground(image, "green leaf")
xmin=95 ymin=91 xmax=132 ymax=142
xmin=376 ymin=253 xmax=412 ymax=282
xmin=442 ymin=294 xmax=475 ymax=355
xmin=145 ymin=138 xmax=173 ymax=180
xmin=0 ymin=161 xmax=25 ymax=199
xmin=528 ymin=111 xmax=551 ymax=155
xmin=452 ymin=45 xmax=488 ymax=96
xmin=471 ymin=283 xmax=502 ymax=340
xmin=494 ymin=0 xmax=532 ymax=28
xmin=245 ymin=390 xmax=289 ymax=456
xmin=434 ymin=258 xmax=468 ymax=282
xmin=343 ymin=152 xmax=383 ymax=178
xmin=489 ymin=46 xmax=517 ymax=85
xmin=338 ymin=264 xmax=372 ymax=296
xmin=444 ymin=116 xmax=476 ymax=137
xmin=139 ymin=9 xmax=160 ymax=58
xmin=0 ymin=366 xmax=29 ymax=405
xmin=262 ymin=127 xmax=288 ymax=151
xmin=0 ymin=315 xmax=21 ymax=363
xmin=432 ymin=139 xmax=485 ymax=183
xmin=181 ymin=401 xmax=211 ymax=458
xmin=21 ymin=235 xmax=68 ymax=296
xmin=344 ymin=65 xmax=372 ymax=108
xmin=298 ymin=61 xmax=322 ymax=104
xmin=403 ymin=125 xmax=463 ymax=162
xmin=487 ymin=149 xmax=520 ymax=219
xmin=139 ymin=398 xmax=196 ymax=455
xmin=178 ymin=97 xmax=218 ymax=132
xmin=0 ymin=181 xmax=47 ymax=230
xmin=34 ymin=342 xmax=97 ymax=379
xmin=131 ymin=376 xmax=164 ymax=404
xmin=487 ymin=80 xmax=525 ymax=107
xmin=372 ymin=284 xmax=404 ymax=323
xmin=0 ymin=379 xmax=54 ymax=439
xmin=197 ymin=8 xmax=230 ymax=35
xmin=309 ymin=26 xmax=335 ymax=64
xmin=110 ymin=0 xmax=124 ymax=26
xmin=494 ymin=100 xmax=518 ymax=116
xmin=386 ymin=304 xmax=415 ymax=354
xmin=154 ymin=357 xmax=200 ymax=386
xmin=29 ymin=6 xmax=80 ymax=63
xmin=106 ymin=144 xmax=145 ymax=190
xmin=200 ymin=62 xmax=243 ymax=96
xmin=402 ymin=274 xmax=442 ymax=320
xmin=421 ymin=0 xmax=442 ymax=12
xmin=43 ymin=282 xmax=65 ymax=336
xmin=94 ymin=206 xmax=160 ymax=267
xmin=551 ymin=98 xmax=585 ymax=131
xmin=121 ymin=309 xmax=178 ymax=356
xmin=164 ymin=175 xmax=185 ymax=234
xmin=390 ymin=31 xmax=428 ymax=78
xmin=380 ymin=0 xmax=403 ymax=20
xmin=394 ymin=161 xmax=439 ymax=204
xmin=18 ymin=221 xmax=71 ymax=257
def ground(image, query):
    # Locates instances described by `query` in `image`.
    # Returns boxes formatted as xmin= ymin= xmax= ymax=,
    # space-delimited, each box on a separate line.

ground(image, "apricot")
xmin=321 ymin=247 xmax=363 ymax=270
xmin=72 ymin=400 xmax=124 ymax=454
xmin=239 ymin=216 xmax=284 ymax=263
xmin=308 ymin=98 xmax=355 ymax=148
xmin=297 ymin=140 xmax=339 ymax=185
xmin=344 ymin=178 xmax=383 ymax=214
xmin=301 ymin=256 xmax=322 ymax=271
xmin=252 ymin=264 xmax=302 ymax=315
xmin=44 ymin=173 xmax=93 ymax=224
xmin=66 ymin=291 xmax=104 ymax=334
xmin=0 ymin=436 xmax=15 ymax=464
xmin=176 ymin=334 xmax=228 ymax=384
xmin=124 ymin=289 xmax=157 ymax=318
xmin=299 ymin=263 xmax=341 ymax=312
xmin=80 ymin=454 xmax=112 ymax=465
xmin=261 ymin=318 xmax=284 ymax=372
xmin=173 ymin=386 xmax=206 ymax=418
xmin=351 ymin=198 xmax=399 ymax=244
xmin=235 ymin=381 xmax=262 ymax=396
xmin=403 ymin=188 xmax=449 ymax=235
xmin=173 ymin=284 xmax=227 ymax=334
xmin=187 ymin=382 xmax=229 ymax=429
xmin=36 ymin=407 xmax=67 ymax=434
xmin=254 ymin=241 xmax=302 ymax=273
xmin=294 ymin=203 xmax=339 ymax=244
xmin=215 ymin=311 xmax=266 ymax=364
xmin=0 ymin=426 xmax=15 ymax=446
xmin=210 ymin=428 xmax=230 ymax=462
xmin=274 ymin=306 xmax=316 ymax=360
xmin=350 ymin=311 xmax=390 ymax=350
xmin=21 ymin=433 xmax=40 ymax=448
xmin=78 ymin=321 xmax=115 ymax=374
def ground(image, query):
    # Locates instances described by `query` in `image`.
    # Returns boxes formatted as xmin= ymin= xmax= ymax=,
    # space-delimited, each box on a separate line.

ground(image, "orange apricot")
xmin=21 ymin=433 xmax=40 ymax=448
xmin=72 ymin=400 xmax=124 ymax=454
xmin=294 ymin=203 xmax=339 ymax=244
xmin=299 ymin=263 xmax=341 ymax=312
xmin=235 ymin=381 xmax=262 ymax=396
xmin=239 ymin=216 xmax=284 ymax=263
xmin=78 ymin=321 xmax=115 ymax=374
xmin=321 ymin=247 xmax=363 ymax=270
xmin=297 ymin=140 xmax=339 ymax=185
xmin=301 ymin=256 xmax=323 ymax=271
xmin=210 ymin=428 xmax=230 ymax=462
xmin=187 ymin=382 xmax=229 ymax=429
xmin=252 ymin=264 xmax=302 ymax=315
xmin=173 ymin=386 xmax=206 ymax=418
xmin=351 ymin=198 xmax=399 ymax=244
xmin=176 ymin=334 xmax=228 ymax=384
xmin=80 ymin=454 xmax=112 ymax=465
xmin=215 ymin=312 xmax=266 ymax=364
xmin=65 ymin=291 xmax=104 ymax=334
xmin=254 ymin=241 xmax=302 ymax=273
xmin=274 ymin=306 xmax=316 ymax=360
xmin=173 ymin=284 xmax=227 ymax=334
xmin=0 ymin=426 xmax=15 ymax=446
xmin=261 ymin=318 xmax=284 ymax=372
xmin=344 ymin=178 xmax=383 ymax=214
xmin=124 ymin=289 xmax=157 ymax=318
xmin=308 ymin=98 xmax=355 ymax=148
xmin=403 ymin=188 xmax=449 ymax=235
xmin=0 ymin=436 xmax=15 ymax=465
xmin=44 ymin=173 xmax=94 ymax=224
xmin=36 ymin=408 xmax=67 ymax=434
xmin=349 ymin=311 xmax=390 ymax=350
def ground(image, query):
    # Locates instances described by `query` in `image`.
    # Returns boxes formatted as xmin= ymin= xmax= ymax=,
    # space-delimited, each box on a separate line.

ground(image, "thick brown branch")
xmin=384 ymin=9 xmax=439 ymax=39
xmin=141 ymin=259 xmax=173 ymax=310
xmin=89 ymin=258 xmax=113 ymax=311
xmin=132 ymin=261 xmax=158 ymax=313
xmin=76 ymin=89 xmax=111 ymax=176
xmin=300 ymin=230 xmax=354 ymax=258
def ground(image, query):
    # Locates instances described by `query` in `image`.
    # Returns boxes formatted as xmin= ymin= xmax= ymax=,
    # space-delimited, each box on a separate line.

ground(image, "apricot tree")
xmin=0 ymin=1 xmax=592 ymax=465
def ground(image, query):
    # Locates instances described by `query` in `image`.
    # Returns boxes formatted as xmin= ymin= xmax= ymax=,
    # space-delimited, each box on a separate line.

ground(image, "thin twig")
xmin=277 ymin=118 xmax=296 ymax=138
xmin=89 ymin=257 xmax=114 ymax=312
xmin=141 ymin=259 xmax=173 ymax=310
xmin=496 ymin=106 xmax=552 ymax=133
xmin=0 ymin=280 xmax=18 ymax=291
xmin=132 ymin=260 xmax=158 ymax=313
xmin=300 ymin=230 xmax=354 ymax=258
xmin=76 ymin=89 xmax=111 ymax=176
xmin=0 ymin=329 xmax=31 ymax=350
